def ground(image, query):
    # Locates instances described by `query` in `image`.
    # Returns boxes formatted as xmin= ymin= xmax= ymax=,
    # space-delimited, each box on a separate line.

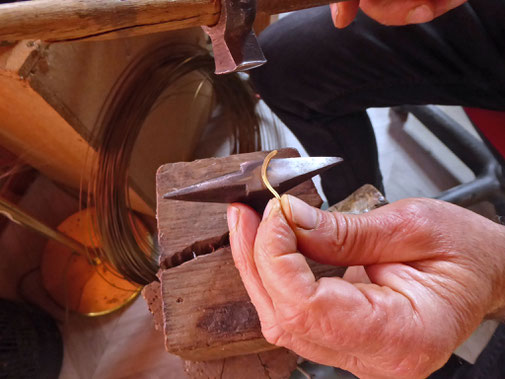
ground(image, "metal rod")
xmin=400 ymin=105 xmax=493 ymax=175
xmin=0 ymin=196 xmax=87 ymax=255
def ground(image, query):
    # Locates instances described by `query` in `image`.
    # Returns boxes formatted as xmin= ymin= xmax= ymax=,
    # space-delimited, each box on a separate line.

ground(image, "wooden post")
xmin=253 ymin=13 xmax=272 ymax=35
xmin=0 ymin=0 xmax=344 ymax=42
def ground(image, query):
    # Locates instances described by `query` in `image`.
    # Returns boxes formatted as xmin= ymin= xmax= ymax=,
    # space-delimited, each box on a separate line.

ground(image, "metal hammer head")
xmin=203 ymin=0 xmax=267 ymax=74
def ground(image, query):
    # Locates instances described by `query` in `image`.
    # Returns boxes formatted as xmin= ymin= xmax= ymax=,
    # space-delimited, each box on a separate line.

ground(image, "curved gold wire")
xmin=261 ymin=150 xmax=281 ymax=200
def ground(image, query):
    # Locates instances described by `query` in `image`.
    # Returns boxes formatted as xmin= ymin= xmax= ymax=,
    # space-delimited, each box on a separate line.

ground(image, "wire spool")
xmin=88 ymin=43 xmax=269 ymax=285
xmin=40 ymin=208 xmax=146 ymax=316
xmin=0 ymin=299 xmax=63 ymax=379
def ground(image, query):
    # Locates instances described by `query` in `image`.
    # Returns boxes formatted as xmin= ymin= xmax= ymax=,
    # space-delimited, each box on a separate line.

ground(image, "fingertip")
xmin=262 ymin=198 xmax=278 ymax=221
xmin=256 ymin=197 xmax=297 ymax=259
xmin=281 ymin=194 xmax=319 ymax=230
xmin=406 ymin=4 xmax=434 ymax=24
xmin=280 ymin=194 xmax=291 ymax=220
xmin=330 ymin=3 xmax=339 ymax=28
xmin=227 ymin=204 xmax=240 ymax=234
xmin=331 ymin=0 xmax=359 ymax=29
xmin=228 ymin=203 xmax=261 ymax=258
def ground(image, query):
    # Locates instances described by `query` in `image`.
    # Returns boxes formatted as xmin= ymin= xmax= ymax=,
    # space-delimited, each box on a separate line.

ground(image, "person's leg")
xmin=251 ymin=0 xmax=505 ymax=205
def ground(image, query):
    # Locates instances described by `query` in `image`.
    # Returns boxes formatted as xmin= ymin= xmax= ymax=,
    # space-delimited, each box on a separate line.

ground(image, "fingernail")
xmin=285 ymin=195 xmax=318 ymax=230
xmin=330 ymin=3 xmax=339 ymax=26
xmin=262 ymin=199 xmax=275 ymax=221
xmin=406 ymin=4 xmax=434 ymax=24
xmin=227 ymin=206 xmax=239 ymax=232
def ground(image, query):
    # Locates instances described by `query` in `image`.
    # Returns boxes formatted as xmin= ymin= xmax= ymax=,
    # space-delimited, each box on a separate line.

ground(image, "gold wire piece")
xmin=261 ymin=150 xmax=281 ymax=200
xmin=261 ymin=150 xmax=290 ymax=219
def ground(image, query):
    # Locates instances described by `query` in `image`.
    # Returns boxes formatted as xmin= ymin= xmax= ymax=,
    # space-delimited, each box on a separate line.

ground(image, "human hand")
xmin=330 ymin=0 xmax=467 ymax=28
xmin=227 ymin=196 xmax=505 ymax=378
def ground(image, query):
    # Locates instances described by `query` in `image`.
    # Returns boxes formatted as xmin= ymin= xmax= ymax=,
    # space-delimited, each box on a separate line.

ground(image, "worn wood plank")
xmin=329 ymin=184 xmax=388 ymax=214
xmin=160 ymin=246 xmax=346 ymax=361
xmin=0 ymin=0 xmax=220 ymax=42
xmin=150 ymin=151 xmax=387 ymax=365
xmin=0 ymin=0 xmax=346 ymax=42
xmin=155 ymin=148 xmax=322 ymax=269
xmin=151 ymin=149 xmax=346 ymax=362
xmin=183 ymin=349 xmax=298 ymax=378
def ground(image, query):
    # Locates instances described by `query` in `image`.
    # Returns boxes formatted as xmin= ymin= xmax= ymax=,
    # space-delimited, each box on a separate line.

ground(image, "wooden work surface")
xmin=144 ymin=150 xmax=386 ymax=376
xmin=155 ymin=148 xmax=322 ymax=269
xmin=145 ymin=149 xmax=350 ymax=369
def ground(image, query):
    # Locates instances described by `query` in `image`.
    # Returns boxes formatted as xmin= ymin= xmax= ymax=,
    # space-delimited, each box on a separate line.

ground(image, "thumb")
xmin=330 ymin=0 xmax=360 ymax=28
xmin=280 ymin=195 xmax=439 ymax=266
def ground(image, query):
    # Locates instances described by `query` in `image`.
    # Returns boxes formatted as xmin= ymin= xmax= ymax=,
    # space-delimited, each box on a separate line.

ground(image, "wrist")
xmin=485 ymin=223 xmax=505 ymax=320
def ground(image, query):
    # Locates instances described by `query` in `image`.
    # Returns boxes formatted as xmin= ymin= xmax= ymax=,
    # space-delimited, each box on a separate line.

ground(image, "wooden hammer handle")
xmin=0 ymin=0 xmax=345 ymax=42
xmin=257 ymin=0 xmax=341 ymax=15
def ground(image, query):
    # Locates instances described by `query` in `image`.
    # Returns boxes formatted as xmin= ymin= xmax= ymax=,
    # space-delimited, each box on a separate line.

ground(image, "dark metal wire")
xmin=88 ymin=43 xmax=267 ymax=284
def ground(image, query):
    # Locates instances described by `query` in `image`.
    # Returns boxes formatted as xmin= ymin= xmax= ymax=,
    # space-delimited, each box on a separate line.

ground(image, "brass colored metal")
xmin=0 ymin=196 xmax=87 ymax=255
xmin=261 ymin=149 xmax=281 ymax=201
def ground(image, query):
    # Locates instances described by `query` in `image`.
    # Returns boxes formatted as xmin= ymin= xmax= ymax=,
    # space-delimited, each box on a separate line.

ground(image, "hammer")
xmin=0 ymin=0 xmax=348 ymax=74
xmin=204 ymin=0 xmax=352 ymax=74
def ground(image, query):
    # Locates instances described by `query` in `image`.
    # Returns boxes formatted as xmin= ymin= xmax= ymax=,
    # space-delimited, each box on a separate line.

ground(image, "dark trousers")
xmin=250 ymin=2 xmax=505 ymax=377
xmin=251 ymin=0 xmax=505 ymax=206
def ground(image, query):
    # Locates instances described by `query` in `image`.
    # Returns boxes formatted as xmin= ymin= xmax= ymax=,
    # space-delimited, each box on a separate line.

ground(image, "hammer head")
xmin=203 ymin=0 xmax=266 ymax=74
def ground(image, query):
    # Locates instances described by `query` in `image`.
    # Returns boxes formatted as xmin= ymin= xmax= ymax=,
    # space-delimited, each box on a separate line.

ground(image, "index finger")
xmin=360 ymin=0 xmax=467 ymax=25
xmin=253 ymin=200 xmax=373 ymax=332
xmin=253 ymin=198 xmax=414 ymax=352
xmin=253 ymin=199 xmax=318 ymax=309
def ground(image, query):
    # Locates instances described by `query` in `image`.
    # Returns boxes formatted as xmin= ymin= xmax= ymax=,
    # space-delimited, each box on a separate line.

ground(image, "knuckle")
xmin=390 ymin=198 xmax=434 ymax=234
xmin=396 ymin=198 xmax=429 ymax=221
xmin=326 ymin=213 xmax=351 ymax=253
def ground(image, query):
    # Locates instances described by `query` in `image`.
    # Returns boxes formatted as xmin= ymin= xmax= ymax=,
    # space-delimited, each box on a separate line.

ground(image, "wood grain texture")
xmin=0 ymin=0 xmax=349 ymax=42
xmin=329 ymin=184 xmax=388 ymax=214
xmin=256 ymin=0 xmax=341 ymax=15
xmin=160 ymin=246 xmax=346 ymax=361
xmin=155 ymin=148 xmax=322 ymax=269
xmin=152 ymin=149 xmax=347 ymax=362
xmin=0 ymin=0 xmax=220 ymax=42
xmin=184 ymin=349 xmax=298 ymax=379
xmin=253 ymin=13 xmax=272 ymax=36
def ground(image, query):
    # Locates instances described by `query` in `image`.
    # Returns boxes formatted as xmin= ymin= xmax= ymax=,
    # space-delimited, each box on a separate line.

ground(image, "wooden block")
xmin=142 ymin=281 xmax=164 ymax=332
xmin=145 ymin=153 xmax=387 ymax=375
xmin=152 ymin=148 xmax=347 ymax=361
xmin=155 ymin=148 xmax=322 ymax=269
xmin=183 ymin=349 xmax=298 ymax=379
xmin=328 ymin=184 xmax=388 ymax=214
xmin=151 ymin=186 xmax=387 ymax=362
xmin=160 ymin=247 xmax=345 ymax=361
